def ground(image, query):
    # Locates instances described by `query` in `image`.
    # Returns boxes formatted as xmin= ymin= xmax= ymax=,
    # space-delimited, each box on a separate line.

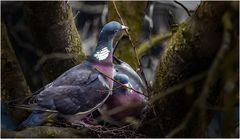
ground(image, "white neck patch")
xmin=94 ymin=47 xmax=110 ymax=61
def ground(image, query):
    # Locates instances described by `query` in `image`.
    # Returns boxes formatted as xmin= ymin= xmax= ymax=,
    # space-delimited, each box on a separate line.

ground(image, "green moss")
xmin=66 ymin=7 xmax=85 ymax=64
xmin=141 ymin=2 xmax=235 ymax=137
xmin=154 ymin=23 xmax=190 ymax=92
xmin=8 ymin=126 xmax=88 ymax=137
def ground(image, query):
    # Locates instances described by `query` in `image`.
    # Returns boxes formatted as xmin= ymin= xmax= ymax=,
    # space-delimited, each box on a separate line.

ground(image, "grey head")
xmin=113 ymin=74 xmax=130 ymax=95
xmin=114 ymin=58 xmax=147 ymax=95
xmin=94 ymin=21 xmax=128 ymax=53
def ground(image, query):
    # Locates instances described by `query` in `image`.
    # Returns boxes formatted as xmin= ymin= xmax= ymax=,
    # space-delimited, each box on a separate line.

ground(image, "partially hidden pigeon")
xmin=15 ymin=21 xmax=128 ymax=130
xmin=100 ymin=57 xmax=148 ymax=124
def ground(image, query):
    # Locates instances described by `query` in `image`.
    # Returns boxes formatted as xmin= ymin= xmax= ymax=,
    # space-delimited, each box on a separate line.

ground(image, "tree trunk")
xmin=140 ymin=1 xmax=238 ymax=137
xmin=24 ymin=1 xmax=85 ymax=82
xmin=1 ymin=22 xmax=32 ymax=124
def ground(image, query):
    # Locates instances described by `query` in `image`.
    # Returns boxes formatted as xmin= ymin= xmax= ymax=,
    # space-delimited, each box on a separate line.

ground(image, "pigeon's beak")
xmin=121 ymin=25 xmax=129 ymax=31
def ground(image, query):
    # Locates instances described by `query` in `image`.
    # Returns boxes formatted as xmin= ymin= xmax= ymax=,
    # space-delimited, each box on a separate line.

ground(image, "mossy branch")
xmin=137 ymin=33 xmax=172 ymax=57
xmin=1 ymin=126 xmax=88 ymax=138
xmin=166 ymin=12 xmax=233 ymax=136
xmin=140 ymin=1 xmax=238 ymax=137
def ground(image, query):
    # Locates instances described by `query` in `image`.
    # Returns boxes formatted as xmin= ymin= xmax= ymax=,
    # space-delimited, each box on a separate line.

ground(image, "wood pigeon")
xmin=14 ymin=21 xmax=128 ymax=130
xmin=99 ymin=57 xmax=148 ymax=124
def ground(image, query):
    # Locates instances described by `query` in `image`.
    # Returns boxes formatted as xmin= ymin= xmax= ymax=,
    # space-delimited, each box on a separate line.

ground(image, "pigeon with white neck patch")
xmin=14 ymin=21 xmax=128 ymax=130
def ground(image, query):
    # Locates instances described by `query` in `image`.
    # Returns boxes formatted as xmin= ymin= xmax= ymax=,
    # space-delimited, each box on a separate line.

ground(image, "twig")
xmin=84 ymin=124 xmax=146 ymax=137
xmin=34 ymin=53 xmax=75 ymax=71
xmin=174 ymin=0 xmax=191 ymax=17
xmin=132 ymin=72 xmax=206 ymax=128
xmin=112 ymin=1 xmax=151 ymax=97
xmin=103 ymin=101 xmax=145 ymax=118
xmin=150 ymin=72 xmax=206 ymax=104
xmin=96 ymin=86 xmax=123 ymax=93
xmin=98 ymin=72 xmax=206 ymax=126
xmin=73 ymin=11 xmax=80 ymax=19
xmin=112 ymin=1 xmax=125 ymax=27
xmin=94 ymin=68 xmax=148 ymax=97
xmin=165 ymin=103 xmax=196 ymax=137
xmin=197 ymin=10 xmax=233 ymax=134
xmin=113 ymin=33 xmax=124 ymax=55
xmin=166 ymin=11 xmax=232 ymax=137
xmin=86 ymin=124 xmax=132 ymax=134
xmin=113 ymin=56 xmax=122 ymax=65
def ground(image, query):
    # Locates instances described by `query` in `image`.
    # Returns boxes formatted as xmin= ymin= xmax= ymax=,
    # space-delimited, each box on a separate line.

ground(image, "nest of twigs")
xmin=54 ymin=115 xmax=147 ymax=138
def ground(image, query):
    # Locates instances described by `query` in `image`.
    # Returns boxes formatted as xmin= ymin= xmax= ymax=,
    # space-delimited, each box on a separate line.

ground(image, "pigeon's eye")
xmin=114 ymin=30 xmax=118 ymax=33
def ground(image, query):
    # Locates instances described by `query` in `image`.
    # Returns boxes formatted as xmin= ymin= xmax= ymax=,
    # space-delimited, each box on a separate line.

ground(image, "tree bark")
xmin=140 ymin=1 xmax=238 ymax=137
xmin=1 ymin=22 xmax=32 ymax=124
xmin=24 ymin=1 xmax=85 ymax=82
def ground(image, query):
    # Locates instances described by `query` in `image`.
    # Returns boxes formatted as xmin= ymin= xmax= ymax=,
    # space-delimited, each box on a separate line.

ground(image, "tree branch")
xmin=137 ymin=32 xmax=172 ymax=57
xmin=140 ymin=2 xmax=236 ymax=137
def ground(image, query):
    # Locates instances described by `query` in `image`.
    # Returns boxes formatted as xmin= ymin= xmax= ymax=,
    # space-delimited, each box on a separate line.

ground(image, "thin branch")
xmin=112 ymin=1 xmax=151 ymax=97
xmin=165 ymin=103 xmax=196 ymax=137
xmin=94 ymin=68 xmax=148 ymax=98
xmin=81 ymin=124 xmax=146 ymax=137
xmin=96 ymin=85 xmax=123 ymax=93
xmin=137 ymin=33 xmax=172 ymax=57
xmin=34 ymin=53 xmax=75 ymax=71
xmin=73 ymin=10 xmax=80 ymax=19
xmin=113 ymin=56 xmax=122 ymax=65
xmin=102 ymin=101 xmax=145 ymax=118
xmin=174 ymin=0 xmax=191 ymax=17
xmin=150 ymin=71 xmax=206 ymax=104
xmin=150 ymin=72 xmax=206 ymax=122
xmin=113 ymin=33 xmax=124 ymax=55
xmin=98 ymin=72 xmax=206 ymax=130
xmin=112 ymin=1 xmax=126 ymax=27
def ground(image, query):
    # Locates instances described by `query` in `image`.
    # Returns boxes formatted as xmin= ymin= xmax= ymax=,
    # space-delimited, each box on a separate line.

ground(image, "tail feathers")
xmin=16 ymin=111 xmax=55 ymax=131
